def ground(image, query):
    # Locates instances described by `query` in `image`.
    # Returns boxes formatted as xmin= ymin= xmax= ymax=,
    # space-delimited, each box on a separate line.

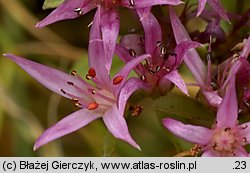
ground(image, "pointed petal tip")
xmin=33 ymin=144 xmax=38 ymax=151
xmin=35 ymin=22 xmax=43 ymax=28
xmin=131 ymin=142 xmax=141 ymax=151
xmin=33 ymin=139 xmax=42 ymax=151
xmin=3 ymin=53 xmax=16 ymax=59
xmin=137 ymin=145 xmax=141 ymax=151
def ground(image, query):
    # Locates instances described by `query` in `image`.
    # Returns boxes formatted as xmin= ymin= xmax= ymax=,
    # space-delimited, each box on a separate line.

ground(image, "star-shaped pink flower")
xmin=163 ymin=75 xmax=250 ymax=156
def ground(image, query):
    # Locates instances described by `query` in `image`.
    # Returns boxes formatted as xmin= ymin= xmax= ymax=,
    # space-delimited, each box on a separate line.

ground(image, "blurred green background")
xmin=0 ymin=0 xmax=249 ymax=156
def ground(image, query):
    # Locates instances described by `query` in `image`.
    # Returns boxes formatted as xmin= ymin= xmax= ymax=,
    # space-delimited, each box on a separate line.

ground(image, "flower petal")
xmin=207 ymin=0 xmax=229 ymax=22
xmin=4 ymin=54 xmax=91 ymax=99
xmin=88 ymin=7 xmax=111 ymax=89
xmin=202 ymin=150 xmax=219 ymax=157
xmin=100 ymin=8 xmax=120 ymax=71
xmin=197 ymin=0 xmax=207 ymax=17
xmin=103 ymin=104 xmax=140 ymax=150
xmin=118 ymin=77 xmax=150 ymax=114
xmin=216 ymin=75 xmax=238 ymax=128
xmin=160 ymin=70 xmax=188 ymax=95
xmin=203 ymin=91 xmax=222 ymax=107
xmin=174 ymin=41 xmax=203 ymax=67
xmin=137 ymin=8 xmax=162 ymax=58
xmin=36 ymin=0 xmax=95 ymax=28
xmin=34 ymin=109 xmax=102 ymax=150
xmin=169 ymin=7 xmax=206 ymax=87
xmin=233 ymin=148 xmax=249 ymax=157
xmin=121 ymin=0 xmax=183 ymax=8
xmin=163 ymin=118 xmax=212 ymax=145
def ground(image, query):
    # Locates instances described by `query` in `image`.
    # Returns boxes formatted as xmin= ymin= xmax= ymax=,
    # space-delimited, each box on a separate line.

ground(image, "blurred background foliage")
xmin=0 ymin=0 xmax=249 ymax=156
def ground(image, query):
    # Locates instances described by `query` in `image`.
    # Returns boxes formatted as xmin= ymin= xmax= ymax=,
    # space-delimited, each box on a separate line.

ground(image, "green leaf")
xmin=42 ymin=0 xmax=65 ymax=10
xmin=154 ymin=92 xmax=215 ymax=124
xmin=154 ymin=92 xmax=215 ymax=154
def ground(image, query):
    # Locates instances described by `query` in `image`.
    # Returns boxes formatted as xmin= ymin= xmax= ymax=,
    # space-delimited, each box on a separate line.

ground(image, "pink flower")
xmin=4 ymin=52 xmax=149 ymax=150
xmin=116 ymin=8 xmax=202 ymax=95
xmin=36 ymin=0 xmax=183 ymax=28
xmin=170 ymin=7 xmax=250 ymax=108
xmin=163 ymin=75 xmax=250 ymax=156
xmin=169 ymin=7 xmax=224 ymax=107
xmin=4 ymin=9 xmax=151 ymax=150
xmin=4 ymin=50 xmax=149 ymax=150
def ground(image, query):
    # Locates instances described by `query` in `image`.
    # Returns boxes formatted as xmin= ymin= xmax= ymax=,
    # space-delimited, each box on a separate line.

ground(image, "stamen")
xmin=156 ymin=41 xmax=163 ymax=47
xmin=72 ymin=98 xmax=78 ymax=102
xmin=211 ymin=81 xmax=219 ymax=90
xmin=163 ymin=66 xmax=170 ymax=72
xmin=87 ymin=102 xmax=98 ymax=110
xmin=88 ymin=88 xmax=96 ymax=94
xmin=244 ymin=100 xmax=250 ymax=107
xmin=155 ymin=66 xmax=161 ymax=72
xmin=88 ymin=67 xmax=96 ymax=78
xmin=233 ymin=53 xmax=240 ymax=59
xmin=160 ymin=46 xmax=167 ymax=56
xmin=74 ymin=7 xmax=84 ymax=15
xmin=148 ymin=69 xmax=155 ymax=75
xmin=74 ymin=102 xmax=82 ymax=108
xmin=128 ymin=0 xmax=135 ymax=7
xmin=129 ymin=49 xmax=136 ymax=57
xmin=242 ymin=125 xmax=248 ymax=130
xmin=71 ymin=70 xmax=77 ymax=76
xmin=86 ymin=74 xmax=92 ymax=80
xmin=67 ymin=81 xmax=74 ymax=86
xmin=140 ymin=75 xmax=146 ymax=81
xmin=113 ymin=76 xmax=124 ymax=85
xmin=60 ymin=89 xmax=66 ymax=94
xmin=88 ymin=21 xmax=93 ymax=28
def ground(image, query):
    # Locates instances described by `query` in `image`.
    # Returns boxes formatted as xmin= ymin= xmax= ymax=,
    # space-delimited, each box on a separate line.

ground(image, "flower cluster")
xmin=4 ymin=0 xmax=250 ymax=156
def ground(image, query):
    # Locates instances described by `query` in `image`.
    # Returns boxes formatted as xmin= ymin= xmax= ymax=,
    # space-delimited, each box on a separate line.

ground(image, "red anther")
xmin=88 ymin=67 xmax=96 ymax=78
xmin=113 ymin=76 xmax=124 ymax=85
xmin=87 ymin=102 xmax=98 ymax=110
